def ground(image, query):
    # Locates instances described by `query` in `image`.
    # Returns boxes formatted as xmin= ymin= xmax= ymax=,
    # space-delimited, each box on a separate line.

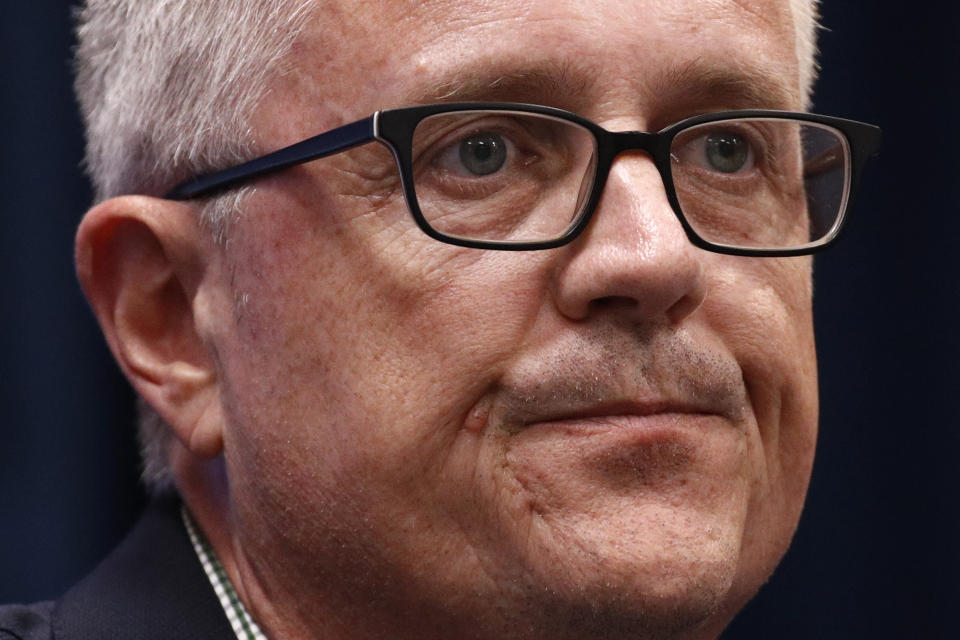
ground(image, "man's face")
xmin=205 ymin=0 xmax=817 ymax=637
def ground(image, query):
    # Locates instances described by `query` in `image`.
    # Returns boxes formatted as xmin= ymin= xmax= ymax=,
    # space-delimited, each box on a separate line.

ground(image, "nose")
xmin=551 ymin=152 xmax=707 ymax=325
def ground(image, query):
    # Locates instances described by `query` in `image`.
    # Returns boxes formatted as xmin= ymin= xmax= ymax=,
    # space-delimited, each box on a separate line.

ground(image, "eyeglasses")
xmin=167 ymin=103 xmax=881 ymax=256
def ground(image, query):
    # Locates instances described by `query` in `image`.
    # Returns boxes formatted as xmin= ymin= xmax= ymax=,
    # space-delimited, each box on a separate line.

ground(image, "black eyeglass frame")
xmin=166 ymin=102 xmax=881 ymax=256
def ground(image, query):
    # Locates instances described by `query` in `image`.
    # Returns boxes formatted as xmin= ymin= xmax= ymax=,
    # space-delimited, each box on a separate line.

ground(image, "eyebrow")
xmin=396 ymin=54 xmax=799 ymax=120
xmin=652 ymin=57 xmax=801 ymax=113
xmin=401 ymin=57 xmax=599 ymax=108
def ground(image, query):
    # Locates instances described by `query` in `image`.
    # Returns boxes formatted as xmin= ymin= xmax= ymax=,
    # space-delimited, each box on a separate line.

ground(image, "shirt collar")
xmin=181 ymin=506 xmax=269 ymax=640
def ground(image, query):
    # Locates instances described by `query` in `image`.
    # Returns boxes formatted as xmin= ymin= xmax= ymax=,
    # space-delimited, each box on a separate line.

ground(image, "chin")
xmin=484 ymin=498 xmax=744 ymax=640
xmin=490 ymin=442 xmax=752 ymax=638
xmin=503 ymin=559 xmax=736 ymax=640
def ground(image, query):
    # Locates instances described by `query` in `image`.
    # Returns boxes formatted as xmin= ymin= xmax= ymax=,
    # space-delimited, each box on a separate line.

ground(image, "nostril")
xmin=589 ymin=295 xmax=638 ymax=314
xmin=665 ymin=291 xmax=703 ymax=325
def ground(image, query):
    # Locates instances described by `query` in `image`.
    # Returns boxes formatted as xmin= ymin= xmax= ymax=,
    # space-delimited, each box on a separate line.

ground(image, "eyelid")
xmin=413 ymin=115 xmax=542 ymax=174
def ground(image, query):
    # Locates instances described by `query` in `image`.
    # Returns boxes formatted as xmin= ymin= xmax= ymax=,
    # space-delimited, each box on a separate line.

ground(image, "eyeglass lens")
xmin=670 ymin=119 xmax=849 ymax=250
xmin=409 ymin=111 xmax=850 ymax=250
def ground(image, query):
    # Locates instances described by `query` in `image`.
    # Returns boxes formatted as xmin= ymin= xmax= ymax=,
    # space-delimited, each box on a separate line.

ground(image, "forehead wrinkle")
xmin=326 ymin=1 xmax=800 ymax=118
xmin=392 ymin=53 xmax=797 ymax=125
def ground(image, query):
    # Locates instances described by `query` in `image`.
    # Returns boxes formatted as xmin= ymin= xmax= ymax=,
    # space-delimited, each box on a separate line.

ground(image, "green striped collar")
xmin=181 ymin=506 xmax=269 ymax=640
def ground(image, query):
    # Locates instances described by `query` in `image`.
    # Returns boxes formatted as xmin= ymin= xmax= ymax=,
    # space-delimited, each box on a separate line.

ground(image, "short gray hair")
xmin=792 ymin=0 xmax=822 ymax=108
xmin=74 ymin=0 xmax=821 ymax=494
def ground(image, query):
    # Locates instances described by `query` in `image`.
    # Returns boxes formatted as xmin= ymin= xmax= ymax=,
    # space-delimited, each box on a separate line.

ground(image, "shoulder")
xmin=0 ymin=497 xmax=234 ymax=640
xmin=0 ymin=601 xmax=54 ymax=640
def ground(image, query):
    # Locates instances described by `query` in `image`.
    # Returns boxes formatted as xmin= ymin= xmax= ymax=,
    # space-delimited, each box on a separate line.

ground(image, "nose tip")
xmin=551 ymin=153 xmax=707 ymax=326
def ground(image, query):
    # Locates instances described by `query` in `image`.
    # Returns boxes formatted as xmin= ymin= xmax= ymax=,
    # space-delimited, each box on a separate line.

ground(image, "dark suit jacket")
xmin=0 ymin=498 xmax=236 ymax=640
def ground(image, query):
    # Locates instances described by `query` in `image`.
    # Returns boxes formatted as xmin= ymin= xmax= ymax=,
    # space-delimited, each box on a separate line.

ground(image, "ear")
xmin=75 ymin=196 xmax=225 ymax=459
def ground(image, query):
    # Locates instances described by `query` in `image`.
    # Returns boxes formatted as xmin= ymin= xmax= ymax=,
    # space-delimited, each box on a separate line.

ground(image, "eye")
xmin=673 ymin=128 xmax=757 ymax=175
xmin=704 ymin=131 xmax=752 ymax=173
xmin=457 ymin=132 xmax=508 ymax=176
xmin=432 ymin=130 xmax=513 ymax=178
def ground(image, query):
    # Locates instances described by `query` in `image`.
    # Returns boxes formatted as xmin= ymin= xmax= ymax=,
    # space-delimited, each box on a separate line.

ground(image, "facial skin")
xmin=78 ymin=1 xmax=818 ymax=639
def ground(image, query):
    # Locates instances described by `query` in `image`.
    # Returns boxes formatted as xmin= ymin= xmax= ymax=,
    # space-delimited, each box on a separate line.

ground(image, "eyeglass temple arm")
xmin=165 ymin=115 xmax=377 ymax=200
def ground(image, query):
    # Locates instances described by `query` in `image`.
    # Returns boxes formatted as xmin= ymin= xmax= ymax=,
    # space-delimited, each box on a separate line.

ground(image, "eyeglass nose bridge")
xmin=607 ymin=129 xmax=664 ymax=156
xmin=578 ymin=128 xmax=683 ymax=234
xmin=599 ymin=129 xmax=675 ymax=186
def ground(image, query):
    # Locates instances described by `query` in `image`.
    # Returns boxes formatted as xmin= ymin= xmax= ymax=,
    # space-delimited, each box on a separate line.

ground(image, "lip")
xmin=524 ymin=400 xmax=719 ymax=426
xmin=506 ymin=408 xmax=736 ymax=492
xmin=519 ymin=401 xmax=730 ymax=440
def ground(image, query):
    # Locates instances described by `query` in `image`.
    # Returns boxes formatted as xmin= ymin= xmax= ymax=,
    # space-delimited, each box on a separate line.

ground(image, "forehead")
xmin=269 ymin=0 xmax=799 ymax=137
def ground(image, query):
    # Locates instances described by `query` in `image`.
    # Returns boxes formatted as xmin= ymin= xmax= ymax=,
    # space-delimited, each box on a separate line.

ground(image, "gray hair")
xmin=792 ymin=0 xmax=822 ymax=108
xmin=74 ymin=0 xmax=821 ymax=494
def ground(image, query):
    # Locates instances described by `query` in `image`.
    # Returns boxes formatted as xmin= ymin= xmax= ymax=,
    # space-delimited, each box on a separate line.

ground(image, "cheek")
xmin=704 ymin=258 xmax=818 ymax=595
xmin=706 ymin=258 xmax=816 ymax=444
xmin=206 ymin=188 xmax=568 ymax=603
xmin=212 ymin=186 xmax=554 ymax=498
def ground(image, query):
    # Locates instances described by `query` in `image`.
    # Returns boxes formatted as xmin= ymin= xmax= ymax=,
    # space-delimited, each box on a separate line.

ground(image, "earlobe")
xmin=76 ymin=195 xmax=225 ymax=459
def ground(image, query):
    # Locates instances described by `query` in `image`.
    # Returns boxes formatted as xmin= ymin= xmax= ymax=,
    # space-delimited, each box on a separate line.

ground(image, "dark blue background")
xmin=2 ymin=3 xmax=956 ymax=638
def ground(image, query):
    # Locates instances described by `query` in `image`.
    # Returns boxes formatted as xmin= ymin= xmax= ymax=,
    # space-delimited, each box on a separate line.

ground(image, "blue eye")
xmin=704 ymin=131 xmax=751 ymax=173
xmin=458 ymin=133 xmax=508 ymax=175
